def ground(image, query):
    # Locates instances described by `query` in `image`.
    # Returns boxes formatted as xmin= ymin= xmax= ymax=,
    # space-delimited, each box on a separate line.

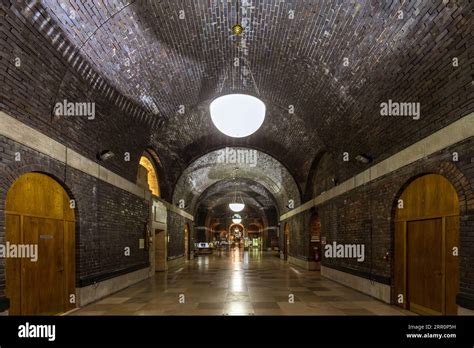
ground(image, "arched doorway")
xmin=229 ymin=223 xmax=244 ymax=249
xmin=284 ymin=223 xmax=290 ymax=261
xmin=394 ymin=174 xmax=459 ymax=315
xmin=5 ymin=172 xmax=76 ymax=315
xmin=138 ymin=150 xmax=161 ymax=197
xmin=184 ymin=223 xmax=189 ymax=260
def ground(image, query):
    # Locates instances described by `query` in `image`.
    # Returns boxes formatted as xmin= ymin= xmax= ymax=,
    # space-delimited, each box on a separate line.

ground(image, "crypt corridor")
xmin=0 ymin=0 xmax=473 ymax=318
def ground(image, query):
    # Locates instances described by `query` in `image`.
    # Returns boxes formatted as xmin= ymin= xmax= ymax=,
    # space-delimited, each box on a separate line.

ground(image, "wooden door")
xmin=407 ymin=219 xmax=443 ymax=315
xmin=394 ymin=174 xmax=459 ymax=315
xmin=155 ymin=229 xmax=166 ymax=271
xmin=5 ymin=173 xmax=75 ymax=315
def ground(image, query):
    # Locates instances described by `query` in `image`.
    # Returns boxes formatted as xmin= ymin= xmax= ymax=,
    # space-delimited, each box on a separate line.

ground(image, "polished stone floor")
xmin=71 ymin=249 xmax=412 ymax=316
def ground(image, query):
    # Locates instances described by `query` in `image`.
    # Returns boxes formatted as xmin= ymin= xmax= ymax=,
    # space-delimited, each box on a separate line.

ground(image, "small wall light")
xmin=97 ymin=150 xmax=115 ymax=161
xmin=355 ymin=154 xmax=372 ymax=164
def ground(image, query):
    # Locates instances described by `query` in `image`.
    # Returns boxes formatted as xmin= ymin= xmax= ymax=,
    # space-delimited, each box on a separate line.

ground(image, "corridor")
xmin=71 ymin=251 xmax=410 ymax=316
xmin=1 ymin=0 xmax=473 ymax=330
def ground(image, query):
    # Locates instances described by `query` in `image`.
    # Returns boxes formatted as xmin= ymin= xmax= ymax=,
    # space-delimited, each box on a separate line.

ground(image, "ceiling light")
xmin=232 ymin=214 xmax=242 ymax=224
xmin=229 ymin=203 xmax=245 ymax=212
xmin=210 ymin=94 xmax=266 ymax=138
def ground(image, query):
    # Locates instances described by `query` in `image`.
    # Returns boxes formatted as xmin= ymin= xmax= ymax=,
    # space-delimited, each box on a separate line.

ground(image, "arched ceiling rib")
xmin=173 ymin=147 xmax=300 ymax=214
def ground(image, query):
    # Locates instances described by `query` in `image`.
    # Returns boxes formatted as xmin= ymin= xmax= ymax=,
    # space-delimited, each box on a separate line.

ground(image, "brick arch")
xmin=0 ymin=161 xmax=80 ymax=227
xmin=141 ymin=146 xmax=175 ymax=201
xmin=390 ymin=161 xmax=473 ymax=219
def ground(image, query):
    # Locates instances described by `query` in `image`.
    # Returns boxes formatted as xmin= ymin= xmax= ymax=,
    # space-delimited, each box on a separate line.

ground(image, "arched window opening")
xmin=138 ymin=151 xmax=161 ymax=197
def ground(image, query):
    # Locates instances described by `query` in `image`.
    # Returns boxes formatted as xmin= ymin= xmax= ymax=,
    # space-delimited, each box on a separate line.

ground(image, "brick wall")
xmin=280 ymin=211 xmax=311 ymax=260
xmin=167 ymin=210 xmax=193 ymax=259
xmin=0 ymin=2 xmax=166 ymax=188
xmin=314 ymin=137 xmax=474 ymax=306
xmin=0 ymin=135 xmax=151 ymax=302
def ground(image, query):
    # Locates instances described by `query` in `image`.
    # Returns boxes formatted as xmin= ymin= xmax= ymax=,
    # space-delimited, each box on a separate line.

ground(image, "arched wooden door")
xmin=5 ymin=173 xmax=76 ymax=315
xmin=284 ymin=223 xmax=290 ymax=261
xmin=394 ymin=174 xmax=459 ymax=315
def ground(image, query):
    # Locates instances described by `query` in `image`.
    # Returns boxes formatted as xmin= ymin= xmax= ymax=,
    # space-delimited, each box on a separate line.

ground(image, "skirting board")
xmin=288 ymin=255 xmax=320 ymax=271
xmin=77 ymin=267 xmax=150 ymax=307
xmin=321 ymin=265 xmax=391 ymax=303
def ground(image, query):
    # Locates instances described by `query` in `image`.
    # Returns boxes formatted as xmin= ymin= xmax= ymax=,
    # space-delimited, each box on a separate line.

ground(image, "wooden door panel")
xmin=6 ymin=173 xmax=76 ymax=315
xmin=21 ymin=216 xmax=40 ymax=315
xmin=407 ymin=219 xmax=443 ymax=315
xmin=37 ymin=218 xmax=64 ymax=314
xmin=396 ymin=175 xmax=459 ymax=221
xmin=5 ymin=214 xmax=22 ymax=315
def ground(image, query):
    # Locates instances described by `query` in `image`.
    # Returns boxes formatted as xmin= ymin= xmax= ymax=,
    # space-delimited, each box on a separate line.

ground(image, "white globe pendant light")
xmin=232 ymin=214 xmax=242 ymax=224
xmin=210 ymin=94 xmax=266 ymax=138
xmin=229 ymin=203 xmax=245 ymax=212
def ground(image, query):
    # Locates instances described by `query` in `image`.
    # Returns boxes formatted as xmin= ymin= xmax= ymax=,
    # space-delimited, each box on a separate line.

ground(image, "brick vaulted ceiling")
xmin=5 ymin=0 xmax=474 ymax=194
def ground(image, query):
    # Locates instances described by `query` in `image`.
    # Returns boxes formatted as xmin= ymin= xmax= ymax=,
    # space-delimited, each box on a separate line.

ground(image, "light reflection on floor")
xmin=71 ymin=249 xmax=411 ymax=316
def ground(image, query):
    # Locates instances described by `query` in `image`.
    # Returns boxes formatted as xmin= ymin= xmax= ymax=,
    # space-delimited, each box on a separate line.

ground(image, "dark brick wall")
xmin=4 ymin=0 xmax=472 ymax=198
xmin=94 ymin=180 xmax=149 ymax=277
xmin=0 ymin=135 xmax=150 ymax=299
xmin=306 ymin=152 xmax=337 ymax=199
xmin=167 ymin=210 xmax=193 ymax=259
xmin=314 ymin=137 xmax=474 ymax=305
xmin=280 ymin=211 xmax=311 ymax=261
xmin=0 ymin=1 xmax=175 ymax=196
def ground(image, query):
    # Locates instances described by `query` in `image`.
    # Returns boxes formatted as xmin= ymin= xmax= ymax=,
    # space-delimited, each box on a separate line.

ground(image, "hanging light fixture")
xmin=229 ymin=202 xmax=245 ymax=212
xmin=211 ymin=2 xmax=265 ymax=138
xmin=229 ymin=169 xmax=245 ymax=212
xmin=210 ymin=94 xmax=265 ymax=138
xmin=232 ymin=214 xmax=242 ymax=224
